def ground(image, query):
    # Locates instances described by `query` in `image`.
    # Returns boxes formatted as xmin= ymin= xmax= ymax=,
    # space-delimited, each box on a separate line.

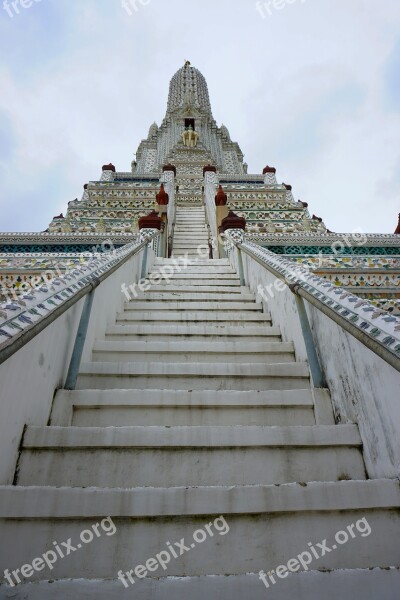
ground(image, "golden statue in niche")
xmin=182 ymin=124 xmax=199 ymax=148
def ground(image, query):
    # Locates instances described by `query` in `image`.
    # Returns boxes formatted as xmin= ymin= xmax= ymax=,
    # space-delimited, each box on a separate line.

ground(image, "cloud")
xmin=0 ymin=0 xmax=399 ymax=233
xmin=382 ymin=38 xmax=400 ymax=112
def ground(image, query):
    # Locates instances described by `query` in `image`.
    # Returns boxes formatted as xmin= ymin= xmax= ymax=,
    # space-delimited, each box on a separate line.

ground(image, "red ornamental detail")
xmin=203 ymin=165 xmax=217 ymax=176
xmin=163 ymin=164 xmax=177 ymax=176
xmin=219 ymin=211 xmax=246 ymax=233
xmin=138 ymin=210 xmax=163 ymax=231
xmin=53 ymin=213 xmax=64 ymax=220
xmin=102 ymin=163 xmax=116 ymax=172
xmin=312 ymin=215 xmax=323 ymax=223
xmin=263 ymin=166 xmax=276 ymax=174
xmin=283 ymin=183 xmax=292 ymax=191
xmin=157 ymin=184 xmax=169 ymax=206
xmin=215 ymin=185 xmax=228 ymax=206
xmin=395 ymin=214 xmax=400 ymax=235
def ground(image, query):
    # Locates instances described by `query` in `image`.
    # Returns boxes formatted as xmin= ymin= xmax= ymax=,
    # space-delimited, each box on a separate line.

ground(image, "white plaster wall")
xmin=307 ymin=304 xmax=400 ymax=479
xmin=81 ymin=247 xmax=147 ymax=363
xmin=0 ymin=247 xmax=149 ymax=485
xmin=204 ymin=174 xmax=218 ymax=255
xmin=230 ymin=246 xmax=400 ymax=479
xmin=0 ymin=299 xmax=84 ymax=484
xmin=231 ymin=248 xmax=308 ymax=363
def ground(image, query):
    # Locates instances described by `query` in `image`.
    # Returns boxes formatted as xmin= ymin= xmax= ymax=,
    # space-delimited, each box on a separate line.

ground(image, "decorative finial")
xmin=184 ymin=60 xmax=191 ymax=67
xmin=395 ymin=213 xmax=400 ymax=235
xmin=215 ymin=185 xmax=228 ymax=206
xmin=156 ymin=184 xmax=169 ymax=206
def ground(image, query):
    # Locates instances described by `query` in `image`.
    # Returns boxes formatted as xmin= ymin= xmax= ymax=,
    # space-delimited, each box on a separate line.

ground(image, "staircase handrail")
xmin=228 ymin=235 xmax=400 ymax=372
xmin=0 ymin=234 xmax=159 ymax=365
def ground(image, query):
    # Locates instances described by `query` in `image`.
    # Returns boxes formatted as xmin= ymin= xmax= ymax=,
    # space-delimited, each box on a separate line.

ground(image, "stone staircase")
xmin=1 ymin=206 xmax=399 ymax=598
xmin=172 ymin=205 xmax=209 ymax=257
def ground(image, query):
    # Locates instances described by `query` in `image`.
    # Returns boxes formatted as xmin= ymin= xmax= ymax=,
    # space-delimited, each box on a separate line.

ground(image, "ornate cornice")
xmin=0 ymin=233 xmax=135 ymax=245
xmin=238 ymin=239 xmax=400 ymax=358
xmin=0 ymin=239 xmax=146 ymax=346
xmin=246 ymin=232 xmax=400 ymax=247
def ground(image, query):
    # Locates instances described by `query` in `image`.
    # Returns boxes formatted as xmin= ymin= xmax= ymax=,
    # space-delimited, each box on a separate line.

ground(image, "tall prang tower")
xmin=134 ymin=60 xmax=246 ymax=181
xmin=0 ymin=62 xmax=400 ymax=599
xmin=1 ymin=62 xmax=399 ymax=313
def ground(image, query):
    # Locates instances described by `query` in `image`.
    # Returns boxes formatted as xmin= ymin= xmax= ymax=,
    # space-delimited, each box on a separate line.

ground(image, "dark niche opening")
xmin=185 ymin=118 xmax=195 ymax=130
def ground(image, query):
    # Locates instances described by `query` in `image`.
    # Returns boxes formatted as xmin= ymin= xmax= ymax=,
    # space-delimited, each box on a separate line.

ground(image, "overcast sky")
xmin=0 ymin=0 xmax=399 ymax=234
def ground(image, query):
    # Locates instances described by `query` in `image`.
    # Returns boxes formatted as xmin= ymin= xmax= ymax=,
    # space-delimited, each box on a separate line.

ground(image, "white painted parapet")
xmin=263 ymin=166 xmax=278 ymax=186
xmin=204 ymin=170 xmax=219 ymax=256
xmin=0 ymin=237 xmax=157 ymax=484
xmin=225 ymin=232 xmax=400 ymax=479
xmin=161 ymin=167 xmax=176 ymax=255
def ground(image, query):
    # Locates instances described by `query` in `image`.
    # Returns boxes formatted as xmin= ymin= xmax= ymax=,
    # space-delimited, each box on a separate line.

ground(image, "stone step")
xmin=173 ymin=241 xmax=208 ymax=245
xmin=172 ymin=245 xmax=209 ymax=250
xmin=144 ymin=279 xmax=241 ymax=287
xmin=122 ymin=293 xmax=256 ymax=302
xmin=154 ymin=259 xmax=230 ymax=266
xmin=17 ymin=425 xmax=364 ymax=488
xmin=173 ymin=239 xmax=207 ymax=243
xmin=172 ymin=252 xmax=210 ymax=256
xmin=174 ymin=229 xmax=207 ymax=232
xmin=134 ymin=285 xmax=246 ymax=293
xmin=173 ymin=239 xmax=209 ymax=243
xmin=150 ymin=273 xmax=239 ymax=280
xmin=153 ymin=267 xmax=236 ymax=274
xmin=115 ymin=311 xmax=271 ymax=322
xmin=76 ymin=361 xmax=310 ymax=390
xmin=105 ymin=324 xmax=282 ymax=341
xmin=50 ymin=388 xmax=318 ymax=427
xmin=173 ymin=241 xmax=208 ymax=244
xmin=173 ymin=236 xmax=208 ymax=239
xmin=174 ymin=228 xmax=207 ymax=232
xmin=4 ymin=570 xmax=400 ymax=599
xmin=91 ymin=340 xmax=295 ymax=364
xmin=124 ymin=302 xmax=261 ymax=310
xmin=1 ymin=480 xmax=398 ymax=582
xmin=172 ymin=254 xmax=211 ymax=259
